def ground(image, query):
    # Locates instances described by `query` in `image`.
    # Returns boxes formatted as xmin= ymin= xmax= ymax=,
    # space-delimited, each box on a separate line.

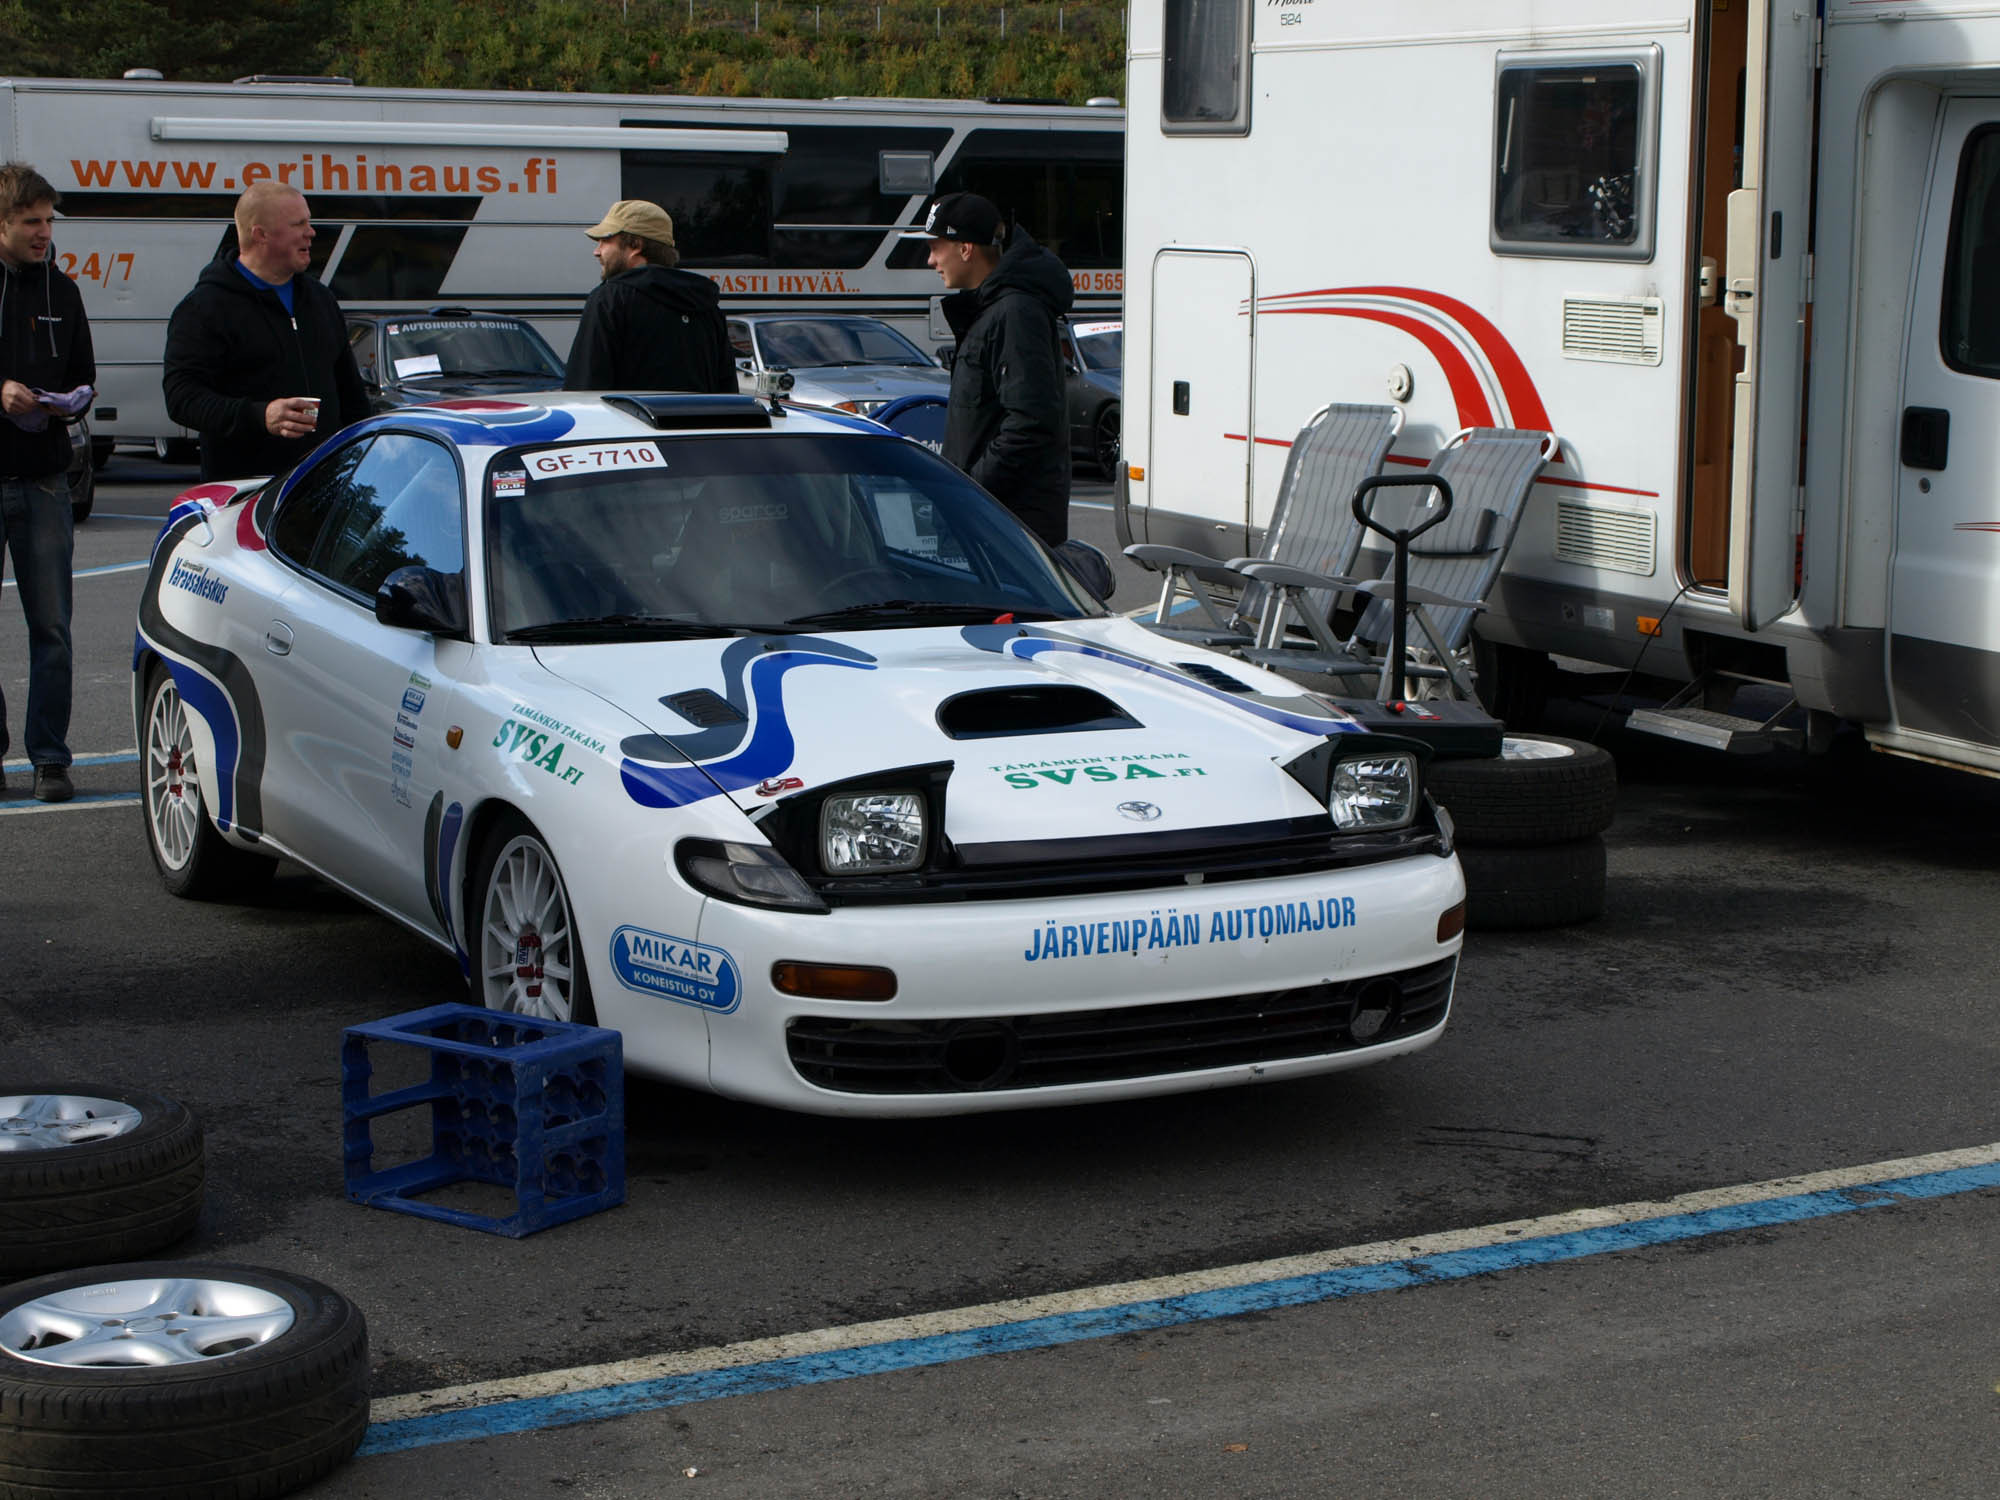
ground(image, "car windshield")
xmin=382 ymin=318 xmax=564 ymax=381
xmin=1073 ymin=324 xmax=1122 ymax=372
xmin=485 ymin=432 xmax=1100 ymax=639
xmin=754 ymin=318 xmax=935 ymax=370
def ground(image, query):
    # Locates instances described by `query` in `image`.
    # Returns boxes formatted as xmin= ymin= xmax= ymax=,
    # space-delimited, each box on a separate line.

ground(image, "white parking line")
xmin=1 ymin=558 xmax=150 ymax=588
xmin=363 ymin=1139 xmax=2000 ymax=1454
xmin=2 ymin=749 xmax=138 ymax=774
xmin=0 ymin=791 xmax=140 ymax=815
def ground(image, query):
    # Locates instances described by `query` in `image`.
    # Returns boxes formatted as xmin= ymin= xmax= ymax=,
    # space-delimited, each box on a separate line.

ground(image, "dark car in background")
xmin=1063 ymin=319 xmax=1120 ymax=480
xmin=345 ymin=307 xmax=566 ymax=412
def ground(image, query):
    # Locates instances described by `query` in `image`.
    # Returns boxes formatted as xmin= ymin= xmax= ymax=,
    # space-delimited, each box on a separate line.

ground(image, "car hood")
xmin=782 ymin=366 xmax=949 ymax=403
xmin=529 ymin=617 xmax=1361 ymax=839
xmin=392 ymin=374 xmax=566 ymax=403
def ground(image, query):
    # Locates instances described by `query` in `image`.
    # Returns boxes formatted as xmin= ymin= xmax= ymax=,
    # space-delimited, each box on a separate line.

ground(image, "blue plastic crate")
xmin=341 ymin=1003 xmax=624 ymax=1237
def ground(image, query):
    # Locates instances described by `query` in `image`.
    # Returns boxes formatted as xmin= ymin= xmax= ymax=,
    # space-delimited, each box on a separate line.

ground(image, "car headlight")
xmin=677 ymin=839 xmax=827 ymax=912
xmin=833 ymin=398 xmax=890 ymax=415
xmin=821 ymin=792 xmax=926 ymax=872
xmin=1327 ymin=753 xmax=1418 ymax=831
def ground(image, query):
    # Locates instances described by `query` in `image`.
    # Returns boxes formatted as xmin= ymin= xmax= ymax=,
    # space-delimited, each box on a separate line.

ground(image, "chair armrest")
xmin=1123 ymin=543 xmax=1241 ymax=586
xmin=1238 ymin=560 xmax=1363 ymax=592
xmin=1355 ymin=578 xmax=1486 ymax=611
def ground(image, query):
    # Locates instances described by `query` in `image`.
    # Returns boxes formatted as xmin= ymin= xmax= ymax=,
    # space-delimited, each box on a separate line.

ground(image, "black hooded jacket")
xmin=162 ymin=256 xmax=370 ymax=481
xmin=564 ymin=263 xmax=734 ymax=394
xmin=940 ymin=226 xmax=1075 ymax=546
xmin=0 ymin=255 xmax=94 ymax=481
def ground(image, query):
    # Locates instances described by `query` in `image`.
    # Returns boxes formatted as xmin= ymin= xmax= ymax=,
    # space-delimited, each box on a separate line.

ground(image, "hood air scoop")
xmin=937 ymin=685 xmax=1140 ymax=741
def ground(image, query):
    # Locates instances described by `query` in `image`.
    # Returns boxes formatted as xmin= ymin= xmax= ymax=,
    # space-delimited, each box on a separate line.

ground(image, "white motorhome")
xmin=1117 ymin=0 xmax=2000 ymax=776
xmin=0 ymin=76 xmax=1123 ymax=456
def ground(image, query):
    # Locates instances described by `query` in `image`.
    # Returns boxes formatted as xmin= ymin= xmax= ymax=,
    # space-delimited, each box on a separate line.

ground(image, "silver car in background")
xmin=728 ymin=314 xmax=949 ymax=415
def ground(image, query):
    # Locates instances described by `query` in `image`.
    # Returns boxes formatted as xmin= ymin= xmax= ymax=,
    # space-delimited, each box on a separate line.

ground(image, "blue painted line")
xmin=4 ymin=558 xmax=150 ymax=588
xmin=0 ymin=791 xmax=140 ymax=815
xmin=355 ymin=1157 xmax=2000 ymax=1457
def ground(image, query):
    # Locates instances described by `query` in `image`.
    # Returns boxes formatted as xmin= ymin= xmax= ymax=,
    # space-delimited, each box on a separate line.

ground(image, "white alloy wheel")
xmin=477 ymin=828 xmax=593 ymax=1024
xmin=144 ymin=672 xmax=203 ymax=874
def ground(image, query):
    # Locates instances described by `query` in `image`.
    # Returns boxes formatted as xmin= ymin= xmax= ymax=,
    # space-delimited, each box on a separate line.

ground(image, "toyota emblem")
xmin=1117 ymin=801 xmax=1162 ymax=822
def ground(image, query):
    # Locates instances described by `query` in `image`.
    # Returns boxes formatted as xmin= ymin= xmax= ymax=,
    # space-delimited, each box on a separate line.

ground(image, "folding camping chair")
xmin=1123 ymin=402 xmax=1402 ymax=648
xmin=1235 ymin=427 xmax=1556 ymax=700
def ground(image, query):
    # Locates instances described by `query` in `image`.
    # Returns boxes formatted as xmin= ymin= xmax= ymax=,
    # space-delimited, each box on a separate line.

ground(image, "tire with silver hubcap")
xmin=1425 ymin=734 xmax=1617 ymax=846
xmin=141 ymin=662 xmax=274 ymax=899
xmin=0 ymin=1086 xmax=204 ymax=1277
xmin=0 ymin=1261 xmax=368 ymax=1500
xmin=471 ymin=810 xmax=597 ymax=1026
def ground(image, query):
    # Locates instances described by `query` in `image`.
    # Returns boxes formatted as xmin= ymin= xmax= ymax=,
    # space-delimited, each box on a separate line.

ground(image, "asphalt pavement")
xmin=2 ymin=458 xmax=1996 ymax=1498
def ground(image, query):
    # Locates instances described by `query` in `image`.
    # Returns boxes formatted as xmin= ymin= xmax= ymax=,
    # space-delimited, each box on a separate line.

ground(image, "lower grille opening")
xmin=786 ymin=956 xmax=1456 ymax=1095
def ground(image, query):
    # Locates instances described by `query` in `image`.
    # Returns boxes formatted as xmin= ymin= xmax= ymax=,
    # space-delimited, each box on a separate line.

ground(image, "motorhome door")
xmin=1148 ymin=249 xmax=1255 ymax=551
xmin=1891 ymin=99 xmax=2000 ymax=756
xmin=1723 ymin=1 xmax=1817 ymax=630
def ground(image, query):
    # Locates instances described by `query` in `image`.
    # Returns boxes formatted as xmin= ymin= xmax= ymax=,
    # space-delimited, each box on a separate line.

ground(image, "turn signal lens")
xmin=1437 ymin=899 xmax=1467 ymax=943
xmin=772 ymin=961 xmax=898 ymax=1000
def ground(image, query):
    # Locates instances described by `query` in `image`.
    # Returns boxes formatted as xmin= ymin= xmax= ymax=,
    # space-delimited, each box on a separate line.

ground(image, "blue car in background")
xmin=1063 ymin=319 xmax=1120 ymax=480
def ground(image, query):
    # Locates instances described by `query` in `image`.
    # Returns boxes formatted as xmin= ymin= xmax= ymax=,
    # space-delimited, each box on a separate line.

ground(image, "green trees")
xmin=0 ymin=0 xmax=1124 ymax=102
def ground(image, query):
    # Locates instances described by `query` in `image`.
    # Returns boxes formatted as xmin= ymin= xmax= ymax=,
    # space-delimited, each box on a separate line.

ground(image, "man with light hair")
xmin=565 ymin=199 xmax=733 ymax=393
xmin=163 ymin=180 xmax=368 ymax=480
xmin=0 ymin=161 xmax=94 ymax=802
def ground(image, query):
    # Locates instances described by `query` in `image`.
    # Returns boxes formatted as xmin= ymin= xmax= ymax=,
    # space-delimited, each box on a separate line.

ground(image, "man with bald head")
xmin=163 ymin=181 xmax=368 ymax=480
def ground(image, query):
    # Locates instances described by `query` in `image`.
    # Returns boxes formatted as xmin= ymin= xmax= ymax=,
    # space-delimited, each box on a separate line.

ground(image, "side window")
xmin=1493 ymin=52 xmax=1659 ymax=261
xmin=348 ymin=323 xmax=377 ymax=384
xmin=1163 ymin=0 xmax=1250 ymax=136
xmin=1940 ymin=126 xmax=2000 ymax=377
xmin=620 ymin=151 xmax=775 ymax=266
xmin=311 ymin=434 xmax=464 ymax=600
xmin=728 ymin=321 xmax=755 ymax=360
xmin=885 ymin=131 xmax=1123 ymax=271
xmin=269 ymin=439 xmax=371 ymax=568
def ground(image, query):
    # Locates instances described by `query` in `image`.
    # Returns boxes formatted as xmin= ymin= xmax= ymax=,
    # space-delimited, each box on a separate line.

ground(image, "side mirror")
xmin=375 ymin=565 xmax=467 ymax=637
xmin=1053 ymin=539 xmax=1115 ymax=604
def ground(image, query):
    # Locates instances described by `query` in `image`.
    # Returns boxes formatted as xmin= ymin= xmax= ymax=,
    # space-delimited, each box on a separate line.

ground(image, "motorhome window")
xmin=885 ymin=130 xmax=1122 ymax=270
xmin=1493 ymin=61 xmax=1651 ymax=258
xmin=770 ymin=125 xmax=951 ymax=268
xmin=329 ymin=226 xmax=467 ymax=302
xmin=1939 ymin=127 xmax=2000 ymax=378
xmin=1162 ymin=0 xmax=1250 ymax=135
xmin=620 ymin=152 xmax=775 ymax=267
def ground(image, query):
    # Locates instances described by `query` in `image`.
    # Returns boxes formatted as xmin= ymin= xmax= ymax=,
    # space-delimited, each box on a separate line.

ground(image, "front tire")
xmin=0 ymin=1262 xmax=368 ymax=1500
xmin=0 ymin=1087 xmax=205 ymax=1276
xmin=1093 ymin=402 xmax=1121 ymax=481
xmin=141 ymin=662 xmax=274 ymax=900
xmin=471 ymin=811 xmax=597 ymax=1026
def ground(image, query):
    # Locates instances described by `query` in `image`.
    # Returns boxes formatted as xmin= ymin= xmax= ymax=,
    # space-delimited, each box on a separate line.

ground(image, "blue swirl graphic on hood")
xmin=958 ymin=624 xmax=1364 ymax=738
xmin=622 ymin=641 xmax=876 ymax=808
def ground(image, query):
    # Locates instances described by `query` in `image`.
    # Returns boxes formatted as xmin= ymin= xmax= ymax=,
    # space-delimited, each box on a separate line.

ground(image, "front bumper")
xmin=645 ymin=850 xmax=1464 ymax=1116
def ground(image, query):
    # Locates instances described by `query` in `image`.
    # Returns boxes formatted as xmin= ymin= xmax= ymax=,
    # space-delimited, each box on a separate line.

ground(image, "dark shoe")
xmin=32 ymin=765 xmax=74 ymax=803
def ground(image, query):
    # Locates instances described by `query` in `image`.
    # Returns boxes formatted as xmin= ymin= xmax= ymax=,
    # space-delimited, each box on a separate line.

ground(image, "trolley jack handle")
xmin=1351 ymin=472 xmax=1455 ymax=704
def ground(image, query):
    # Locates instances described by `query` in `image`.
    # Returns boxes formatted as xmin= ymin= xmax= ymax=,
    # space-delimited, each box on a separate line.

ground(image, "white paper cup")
xmin=298 ymin=397 xmax=321 ymax=423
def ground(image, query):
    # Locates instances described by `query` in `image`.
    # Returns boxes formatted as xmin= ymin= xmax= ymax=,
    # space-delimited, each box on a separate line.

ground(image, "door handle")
xmin=1172 ymin=380 xmax=1191 ymax=416
xmin=1900 ymin=406 xmax=1950 ymax=471
xmin=265 ymin=621 xmax=294 ymax=656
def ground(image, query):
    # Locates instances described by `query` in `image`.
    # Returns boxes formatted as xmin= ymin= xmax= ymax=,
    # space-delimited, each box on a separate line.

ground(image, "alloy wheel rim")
xmin=480 ymin=835 xmax=577 ymax=1022
xmin=146 ymin=679 xmax=202 ymax=871
xmin=0 ymin=1276 xmax=294 ymax=1368
xmin=0 ymin=1094 xmax=143 ymax=1152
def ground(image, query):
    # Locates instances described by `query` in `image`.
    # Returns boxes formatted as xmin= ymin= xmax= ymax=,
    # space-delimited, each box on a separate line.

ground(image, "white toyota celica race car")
xmin=135 ymin=393 xmax=1466 ymax=1115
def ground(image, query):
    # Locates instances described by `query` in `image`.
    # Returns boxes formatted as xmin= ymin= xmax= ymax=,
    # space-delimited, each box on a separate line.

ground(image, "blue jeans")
xmin=0 ymin=472 xmax=74 ymax=768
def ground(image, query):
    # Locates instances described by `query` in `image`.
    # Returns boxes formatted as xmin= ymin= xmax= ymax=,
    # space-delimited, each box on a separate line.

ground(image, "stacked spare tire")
xmin=1428 ymin=735 xmax=1617 ymax=930
xmin=1 ymin=1087 xmax=369 ymax=1500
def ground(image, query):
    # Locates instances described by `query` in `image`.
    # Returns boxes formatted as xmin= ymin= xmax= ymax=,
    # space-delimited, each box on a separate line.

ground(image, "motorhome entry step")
xmin=1625 ymin=706 xmax=1796 ymax=753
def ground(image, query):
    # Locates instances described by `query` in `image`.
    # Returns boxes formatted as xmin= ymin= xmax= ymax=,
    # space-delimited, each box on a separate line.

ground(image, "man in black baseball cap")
xmin=902 ymin=192 xmax=1074 ymax=545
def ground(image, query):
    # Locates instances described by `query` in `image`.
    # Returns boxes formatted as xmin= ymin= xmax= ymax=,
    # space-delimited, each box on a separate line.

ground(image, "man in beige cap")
xmin=564 ymin=199 xmax=734 ymax=393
